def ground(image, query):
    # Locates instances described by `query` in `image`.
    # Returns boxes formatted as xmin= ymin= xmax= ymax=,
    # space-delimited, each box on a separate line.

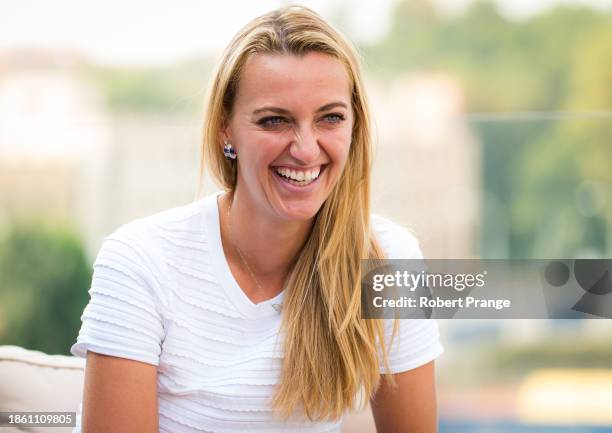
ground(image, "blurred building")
xmin=83 ymin=113 xmax=205 ymax=248
xmin=0 ymin=49 xmax=211 ymax=259
xmin=368 ymin=74 xmax=481 ymax=259
xmin=0 ymin=50 xmax=100 ymax=245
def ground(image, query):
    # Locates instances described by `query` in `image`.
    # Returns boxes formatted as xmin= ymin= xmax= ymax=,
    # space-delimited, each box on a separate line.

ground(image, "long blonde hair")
xmin=198 ymin=5 xmax=397 ymax=421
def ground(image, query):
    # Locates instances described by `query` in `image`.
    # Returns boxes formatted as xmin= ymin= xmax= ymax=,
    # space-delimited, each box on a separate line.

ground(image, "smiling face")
xmin=222 ymin=51 xmax=354 ymax=222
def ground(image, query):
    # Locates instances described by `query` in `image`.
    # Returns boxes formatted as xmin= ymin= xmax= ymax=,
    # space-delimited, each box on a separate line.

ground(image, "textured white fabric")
xmin=70 ymin=191 xmax=443 ymax=433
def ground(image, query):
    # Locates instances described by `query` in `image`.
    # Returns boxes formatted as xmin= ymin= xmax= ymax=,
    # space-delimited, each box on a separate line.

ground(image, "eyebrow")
xmin=252 ymin=101 xmax=348 ymax=115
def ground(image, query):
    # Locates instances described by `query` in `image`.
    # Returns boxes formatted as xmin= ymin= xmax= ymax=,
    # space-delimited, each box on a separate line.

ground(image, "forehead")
xmin=235 ymin=52 xmax=352 ymax=110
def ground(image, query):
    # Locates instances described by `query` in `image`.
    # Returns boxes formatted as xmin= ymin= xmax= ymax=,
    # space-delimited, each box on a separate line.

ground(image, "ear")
xmin=219 ymin=116 xmax=231 ymax=145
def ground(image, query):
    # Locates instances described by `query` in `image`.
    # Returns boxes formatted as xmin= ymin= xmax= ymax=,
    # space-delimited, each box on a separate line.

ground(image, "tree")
xmin=0 ymin=219 xmax=92 ymax=354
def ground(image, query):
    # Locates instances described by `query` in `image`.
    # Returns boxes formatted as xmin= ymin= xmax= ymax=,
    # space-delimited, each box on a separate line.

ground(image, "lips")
xmin=273 ymin=166 xmax=321 ymax=183
xmin=270 ymin=164 xmax=328 ymax=190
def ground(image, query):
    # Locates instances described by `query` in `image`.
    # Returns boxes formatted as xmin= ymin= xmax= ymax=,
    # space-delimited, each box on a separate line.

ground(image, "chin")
xmin=277 ymin=200 xmax=324 ymax=221
xmin=281 ymin=207 xmax=320 ymax=221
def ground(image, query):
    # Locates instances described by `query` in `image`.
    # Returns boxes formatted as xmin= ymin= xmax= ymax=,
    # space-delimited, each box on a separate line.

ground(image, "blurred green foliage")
xmin=79 ymin=57 xmax=213 ymax=114
xmin=482 ymin=339 xmax=612 ymax=383
xmin=0 ymin=220 xmax=91 ymax=355
xmin=439 ymin=336 xmax=612 ymax=386
xmin=362 ymin=0 xmax=612 ymax=258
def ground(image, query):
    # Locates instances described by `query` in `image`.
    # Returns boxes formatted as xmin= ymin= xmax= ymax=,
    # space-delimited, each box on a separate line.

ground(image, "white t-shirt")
xmin=70 ymin=191 xmax=443 ymax=433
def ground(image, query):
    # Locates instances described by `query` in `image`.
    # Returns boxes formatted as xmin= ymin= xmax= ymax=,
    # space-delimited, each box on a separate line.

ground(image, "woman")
xmin=70 ymin=5 xmax=443 ymax=433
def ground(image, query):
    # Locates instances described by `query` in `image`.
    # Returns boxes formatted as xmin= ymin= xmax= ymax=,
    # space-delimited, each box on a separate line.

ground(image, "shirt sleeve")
xmin=70 ymin=222 xmax=166 ymax=366
xmin=372 ymin=215 xmax=444 ymax=374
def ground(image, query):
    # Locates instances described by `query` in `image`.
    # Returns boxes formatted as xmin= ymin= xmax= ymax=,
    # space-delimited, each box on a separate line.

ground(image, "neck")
xmin=219 ymin=188 xmax=314 ymax=286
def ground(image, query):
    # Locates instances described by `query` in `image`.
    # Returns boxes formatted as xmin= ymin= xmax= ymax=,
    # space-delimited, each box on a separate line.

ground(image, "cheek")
xmin=239 ymin=134 xmax=287 ymax=181
xmin=255 ymin=133 xmax=288 ymax=164
xmin=238 ymin=130 xmax=282 ymax=162
xmin=328 ymin=127 xmax=352 ymax=164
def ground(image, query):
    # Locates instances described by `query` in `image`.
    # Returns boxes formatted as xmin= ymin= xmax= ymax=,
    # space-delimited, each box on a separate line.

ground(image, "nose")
xmin=289 ymin=125 xmax=320 ymax=164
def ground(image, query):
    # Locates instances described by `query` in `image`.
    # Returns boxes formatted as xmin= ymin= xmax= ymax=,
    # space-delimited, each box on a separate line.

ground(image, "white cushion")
xmin=0 ymin=345 xmax=84 ymax=433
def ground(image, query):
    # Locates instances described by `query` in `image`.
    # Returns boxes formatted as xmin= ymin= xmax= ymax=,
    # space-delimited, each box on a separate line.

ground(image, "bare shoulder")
xmin=81 ymin=351 xmax=159 ymax=433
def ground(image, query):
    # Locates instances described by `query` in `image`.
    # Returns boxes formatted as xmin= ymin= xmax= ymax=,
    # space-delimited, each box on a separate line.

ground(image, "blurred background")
xmin=1 ymin=0 xmax=611 ymax=431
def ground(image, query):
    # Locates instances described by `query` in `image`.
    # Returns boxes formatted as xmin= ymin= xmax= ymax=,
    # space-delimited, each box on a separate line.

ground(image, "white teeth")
xmin=273 ymin=166 xmax=322 ymax=183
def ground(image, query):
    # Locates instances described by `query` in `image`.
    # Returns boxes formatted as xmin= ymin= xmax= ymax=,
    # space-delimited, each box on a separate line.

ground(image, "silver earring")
xmin=223 ymin=140 xmax=237 ymax=161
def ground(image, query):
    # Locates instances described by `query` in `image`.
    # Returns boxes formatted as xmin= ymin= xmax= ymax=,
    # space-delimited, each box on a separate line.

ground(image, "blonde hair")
xmin=198 ymin=5 xmax=397 ymax=421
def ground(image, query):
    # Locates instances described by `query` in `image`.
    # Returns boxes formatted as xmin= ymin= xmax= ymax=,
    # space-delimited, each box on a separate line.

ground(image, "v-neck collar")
xmin=203 ymin=191 xmax=285 ymax=319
